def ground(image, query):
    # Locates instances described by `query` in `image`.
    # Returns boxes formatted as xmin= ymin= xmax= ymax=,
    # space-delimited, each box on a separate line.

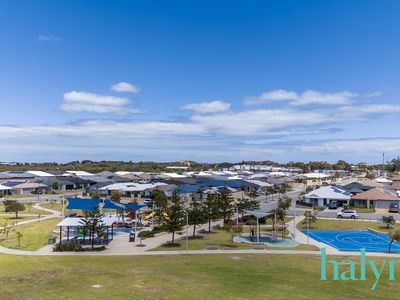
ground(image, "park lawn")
xmin=39 ymin=202 xmax=64 ymax=212
xmin=0 ymin=218 xmax=60 ymax=251
xmin=297 ymin=218 xmax=400 ymax=233
xmin=5 ymin=194 xmax=33 ymax=199
xmin=0 ymin=216 xmax=37 ymax=223
xmin=356 ymin=208 xmax=376 ymax=213
xmin=0 ymin=204 xmax=52 ymax=215
xmin=0 ymin=254 xmax=399 ymax=299
xmin=150 ymin=229 xmax=317 ymax=251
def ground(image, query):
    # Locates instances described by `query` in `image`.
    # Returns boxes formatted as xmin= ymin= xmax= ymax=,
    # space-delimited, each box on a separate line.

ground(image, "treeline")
xmin=0 ymin=159 xmax=385 ymax=173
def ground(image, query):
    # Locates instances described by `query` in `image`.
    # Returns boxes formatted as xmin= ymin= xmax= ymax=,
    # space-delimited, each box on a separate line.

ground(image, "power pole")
xmin=383 ymin=153 xmax=385 ymax=176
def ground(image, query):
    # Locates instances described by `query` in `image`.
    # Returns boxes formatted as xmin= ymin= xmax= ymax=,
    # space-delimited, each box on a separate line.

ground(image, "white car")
xmin=337 ymin=210 xmax=359 ymax=219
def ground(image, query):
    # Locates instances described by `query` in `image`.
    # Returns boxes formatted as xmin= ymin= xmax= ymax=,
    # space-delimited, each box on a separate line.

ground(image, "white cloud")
xmin=364 ymin=91 xmax=383 ymax=98
xmin=111 ymin=82 xmax=140 ymax=93
xmin=38 ymin=35 xmax=61 ymax=42
xmin=244 ymin=89 xmax=298 ymax=105
xmin=61 ymin=91 xmax=142 ymax=114
xmin=182 ymin=100 xmax=231 ymax=113
xmin=245 ymin=89 xmax=358 ymax=106
xmin=338 ymin=104 xmax=400 ymax=119
xmin=191 ymin=108 xmax=332 ymax=135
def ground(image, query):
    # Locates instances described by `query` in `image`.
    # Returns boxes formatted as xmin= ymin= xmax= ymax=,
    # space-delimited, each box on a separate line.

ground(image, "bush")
xmin=53 ymin=242 xmax=83 ymax=252
xmin=151 ymin=226 xmax=164 ymax=234
xmin=138 ymin=231 xmax=154 ymax=238
xmin=312 ymin=205 xmax=325 ymax=211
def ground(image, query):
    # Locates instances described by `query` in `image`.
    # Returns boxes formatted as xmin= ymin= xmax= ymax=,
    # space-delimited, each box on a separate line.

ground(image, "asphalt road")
xmin=256 ymin=188 xmax=305 ymax=212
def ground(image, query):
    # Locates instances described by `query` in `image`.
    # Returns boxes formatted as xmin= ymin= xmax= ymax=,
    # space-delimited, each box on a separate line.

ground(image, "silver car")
xmin=337 ymin=210 xmax=359 ymax=219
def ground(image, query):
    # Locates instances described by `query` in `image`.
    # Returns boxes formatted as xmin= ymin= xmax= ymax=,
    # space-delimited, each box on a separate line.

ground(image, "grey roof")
xmin=76 ymin=176 xmax=112 ymax=184
xmin=305 ymin=186 xmax=352 ymax=200
xmin=96 ymin=171 xmax=117 ymax=178
xmin=32 ymin=177 xmax=75 ymax=186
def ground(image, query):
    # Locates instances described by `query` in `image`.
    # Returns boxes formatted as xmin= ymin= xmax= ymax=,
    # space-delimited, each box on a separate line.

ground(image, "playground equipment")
xmin=144 ymin=211 xmax=156 ymax=221
xmin=162 ymin=212 xmax=170 ymax=221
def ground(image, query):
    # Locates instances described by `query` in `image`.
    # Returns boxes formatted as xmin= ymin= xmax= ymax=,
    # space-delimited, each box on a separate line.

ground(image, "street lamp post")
xmin=307 ymin=213 xmax=310 ymax=245
xmin=185 ymin=210 xmax=189 ymax=254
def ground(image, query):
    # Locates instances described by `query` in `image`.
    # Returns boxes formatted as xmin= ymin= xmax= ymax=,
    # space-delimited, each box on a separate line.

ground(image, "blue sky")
xmin=1 ymin=0 xmax=400 ymax=163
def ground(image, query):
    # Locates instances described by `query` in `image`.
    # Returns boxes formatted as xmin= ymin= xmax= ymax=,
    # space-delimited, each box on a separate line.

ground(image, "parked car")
xmin=389 ymin=203 xmax=399 ymax=213
xmin=337 ymin=210 xmax=359 ymax=219
xmin=328 ymin=201 xmax=339 ymax=209
xmin=143 ymin=198 xmax=153 ymax=205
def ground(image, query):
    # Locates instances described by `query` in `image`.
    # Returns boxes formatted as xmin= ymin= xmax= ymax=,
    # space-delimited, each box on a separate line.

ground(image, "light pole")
xmin=61 ymin=196 xmax=65 ymax=218
xmin=185 ymin=210 xmax=189 ymax=254
xmin=307 ymin=212 xmax=310 ymax=245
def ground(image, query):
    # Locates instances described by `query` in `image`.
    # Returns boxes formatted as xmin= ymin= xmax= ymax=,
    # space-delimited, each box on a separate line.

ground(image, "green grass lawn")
xmin=39 ymin=202 xmax=64 ymax=212
xmin=297 ymin=218 xmax=398 ymax=233
xmin=0 ymin=218 xmax=60 ymax=251
xmin=0 ymin=203 xmax=52 ymax=215
xmin=0 ymin=216 xmax=37 ymax=223
xmin=150 ymin=229 xmax=318 ymax=251
xmin=5 ymin=194 xmax=33 ymax=199
xmin=356 ymin=208 xmax=376 ymax=213
xmin=0 ymin=254 xmax=398 ymax=299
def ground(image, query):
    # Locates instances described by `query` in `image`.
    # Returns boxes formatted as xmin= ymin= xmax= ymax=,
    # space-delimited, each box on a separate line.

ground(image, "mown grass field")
xmin=0 ymin=218 xmax=60 ymax=251
xmin=0 ymin=253 xmax=399 ymax=299
xmin=0 ymin=203 xmax=52 ymax=215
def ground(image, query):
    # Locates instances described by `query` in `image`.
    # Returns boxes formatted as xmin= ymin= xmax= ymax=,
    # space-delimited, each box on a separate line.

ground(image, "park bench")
xmin=252 ymin=243 xmax=265 ymax=250
xmin=206 ymin=243 xmax=219 ymax=250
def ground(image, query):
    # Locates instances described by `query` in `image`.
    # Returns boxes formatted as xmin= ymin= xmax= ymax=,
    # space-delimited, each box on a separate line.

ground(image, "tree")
xmin=237 ymin=196 xmax=260 ymax=217
xmin=303 ymin=210 xmax=317 ymax=227
xmin=203 ymin=193 xmax=219 ymax=233
xmin=248 ymin=191 xmax=258 ymax=200
xmin=4 ymin=200 xmax=25 ymax=219
xmin=1 ymin=220 xmax=16 ymax=240
xmin=389 ymin=230 xmax=400 ymax=253
xmin=163 ymin=191 xmax=185 ymax=244
xmin=91 ymin=190 xmax=100 ymax=199
xmin=151 ymin=189 xmax=168 ymax=218
xmin=110 ymin=191 xmax=122 ymax=202
xmin=271 ymin=197 xmax=292 ymax=239
xmin=382 ymin=216 xmax=396 ymax=230
xmin=224 ymin=220 xmax=243 ymax=245
xmin=52 ymin=182 xmax=60 ymax=192
xmin=26 ymin=201 xmax=34 ymax=213
xmin=16 ymin=231 xmax=23 ymax=247
xmin=80 ymin=209 xmax=107 ymax=250
xmin=216 ymin=187 xmax=235 ymax=225
xmin=188 ymin=200 xmax=207 ymax=237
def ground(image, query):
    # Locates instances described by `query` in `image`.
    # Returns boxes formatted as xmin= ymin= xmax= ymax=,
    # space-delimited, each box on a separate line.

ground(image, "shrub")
xmin=53 ymin=242 xmax=83 ymax=252
xmin=138 ymin=231 xmax=154 ymax=238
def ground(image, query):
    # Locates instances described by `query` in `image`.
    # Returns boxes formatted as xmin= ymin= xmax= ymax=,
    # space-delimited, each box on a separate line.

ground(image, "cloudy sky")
xmin=1 ymin=1 xmax=400 ymax=163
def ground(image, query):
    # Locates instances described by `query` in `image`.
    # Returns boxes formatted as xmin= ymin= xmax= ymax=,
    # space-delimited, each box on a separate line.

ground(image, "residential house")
xmin=304 ymin=186 xmax=351 ymax=206
xmin=351 ymin=187 xmax=399 ymax=209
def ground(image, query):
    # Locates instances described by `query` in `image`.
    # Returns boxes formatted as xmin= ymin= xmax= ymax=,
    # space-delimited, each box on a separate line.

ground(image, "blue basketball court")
xmin=303 ymin=230 xmax=400 ymax=252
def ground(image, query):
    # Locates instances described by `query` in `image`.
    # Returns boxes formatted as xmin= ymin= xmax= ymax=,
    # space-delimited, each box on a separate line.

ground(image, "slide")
xmin=162 ymin=212 xmax=170 ymax=221
xmin=144 ymin=211 xmax=156 ymax=221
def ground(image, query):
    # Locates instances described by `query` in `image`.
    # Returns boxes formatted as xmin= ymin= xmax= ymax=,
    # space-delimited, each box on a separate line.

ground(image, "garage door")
xmin=375 ymin=200 xmax=399 ymax=209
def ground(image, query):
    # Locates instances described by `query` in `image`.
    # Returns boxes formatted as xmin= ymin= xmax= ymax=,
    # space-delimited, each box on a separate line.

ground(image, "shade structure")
xmin=244 ymin=210 xmax=274 ymax=243
xmin=102 ymin=200 xmax=126 ymax=211
xmin=57 ymin=216 xmax=117 ymax=227
xmin=123 ymin=203 xmax=147 ymax=211
xmin=244 ymin=210 xmax=273 ymax=219
xmin=66 ymin=198 xmax=101 ymax=212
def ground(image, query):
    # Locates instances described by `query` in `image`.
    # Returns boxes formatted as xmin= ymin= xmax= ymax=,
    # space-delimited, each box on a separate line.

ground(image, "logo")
xmin=320 ymin=247 xmax=398 ymax=290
